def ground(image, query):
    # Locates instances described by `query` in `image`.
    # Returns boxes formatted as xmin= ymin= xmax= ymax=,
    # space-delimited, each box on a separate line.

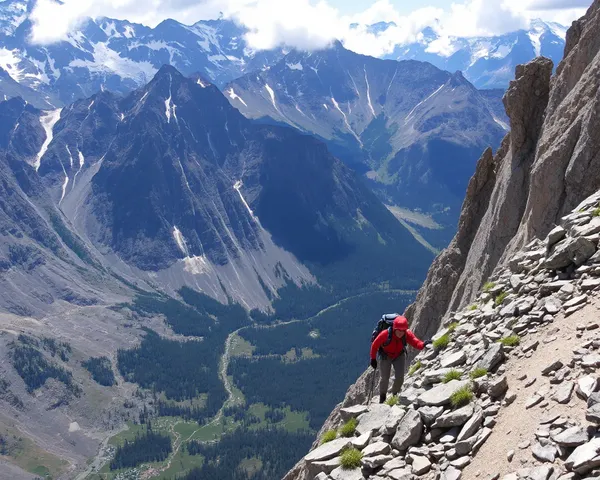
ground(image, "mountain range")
xmin=0 ymin=0 xmax=567 ymax=107
xmin=226 ymin=42 xmax=508 ymax=247
xmin=383 ymin=19 xmax=568 ymax=89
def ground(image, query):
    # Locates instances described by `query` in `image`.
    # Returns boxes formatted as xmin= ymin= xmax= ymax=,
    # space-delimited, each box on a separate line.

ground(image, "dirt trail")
xmin=463 ymin=298 xmax=600 ymax=479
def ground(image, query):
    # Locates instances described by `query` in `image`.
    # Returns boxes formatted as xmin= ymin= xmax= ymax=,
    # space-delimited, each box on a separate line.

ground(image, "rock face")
xmin=286 ymin=2 xmax=600 ymax=479
xmin=405 ymin=0 xmax=600 ymax=352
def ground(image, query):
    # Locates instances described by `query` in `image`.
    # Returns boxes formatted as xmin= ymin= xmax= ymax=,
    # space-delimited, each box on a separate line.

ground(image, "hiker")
xmin=370 ymin=315 xmax=430 ymax=403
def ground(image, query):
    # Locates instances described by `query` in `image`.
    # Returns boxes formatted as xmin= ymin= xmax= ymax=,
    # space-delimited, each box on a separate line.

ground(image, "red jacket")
xmin=370 ymin=316 xmax=425 ymax=360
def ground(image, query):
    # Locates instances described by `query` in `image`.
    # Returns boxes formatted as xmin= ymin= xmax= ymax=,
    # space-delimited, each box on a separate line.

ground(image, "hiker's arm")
xmin=406 ymin=330 xmax=425 ymax=350
xmin=370 ymin=331 xmax=387 ymax=359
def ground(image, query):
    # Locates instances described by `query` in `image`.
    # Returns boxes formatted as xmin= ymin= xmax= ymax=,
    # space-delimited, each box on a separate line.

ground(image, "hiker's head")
xmin=393 ymin=316 xmax=408 ymax=335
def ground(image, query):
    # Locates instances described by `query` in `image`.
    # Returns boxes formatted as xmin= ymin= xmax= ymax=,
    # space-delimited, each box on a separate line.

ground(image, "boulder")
xmin=475 ymin=344 xmax=505 ymax=372
xmin=362 ymin=441 xmax=390 ymax=457
xmin=433 ymin=404 xmax=474 ymax=428
xmin=361 ymin=454 xmax=393 ymax=470
xmin=411 ymin=455 xmax=431 ymax=475
xmin=305 ymin=438 xmax=352 ymax=463
xmin=440 ymin=351 xmax=468 ymax=368
xmin=356 ymin=404 xmax=392 ymax=435
xmin=330 ymin=465 xmax=365 ymax=480
xmin=457 ymin=406 xmax=484 ymax=442
xmin=565 ymin=437 xmax=600 ymax=474
xmin=340 ymin=405 xmax=369 ymax=421
xmin=418 ymin=405 xmax=444 ymax=425
xmin=417 ymin=380 xmax=471 ymax=407
xmin=552 ymin=426 xmax=588 ymax=447
xmin=392 ymin=409 xmax=423 ymax=451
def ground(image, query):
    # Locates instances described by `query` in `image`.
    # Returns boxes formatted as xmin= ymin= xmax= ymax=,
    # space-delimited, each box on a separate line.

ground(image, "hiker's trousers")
xmin=379 ymin=354 xmax=405 ymax=397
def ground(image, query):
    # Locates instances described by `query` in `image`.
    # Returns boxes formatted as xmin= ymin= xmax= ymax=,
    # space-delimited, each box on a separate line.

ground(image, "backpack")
xmin=371 ymin=313 xmax=407 ymax=357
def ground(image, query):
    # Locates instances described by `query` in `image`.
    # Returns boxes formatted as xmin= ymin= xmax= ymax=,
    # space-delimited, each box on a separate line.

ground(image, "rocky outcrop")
xmin=287 ymin=187 xmax=600 ymax=480
xmin=406 ymin=0 xmax=600 ymax=345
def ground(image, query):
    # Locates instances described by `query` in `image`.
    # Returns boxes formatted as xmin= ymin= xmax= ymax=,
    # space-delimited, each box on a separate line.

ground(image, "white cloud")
xmin=28 ymin=0 xmax=590 ymax=55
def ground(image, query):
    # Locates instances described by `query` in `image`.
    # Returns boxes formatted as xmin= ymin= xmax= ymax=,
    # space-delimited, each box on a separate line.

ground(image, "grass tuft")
xmin=321 ymin=430 xmax=337 ymax=444
xmin=468 ymin=304 xmax=478 ymax=311
xmin=339 ymin=418 xmax=357 ymax=438
xmin=433 ymin=333 xmax=451 ymax=350
xmin=340 ymin=448 xmax=363 ymax=469
xmin=494 ymin=291 xmax=508 ymax=307
xmin=443 ymin=369 xmax=462 ymax=383
xmin=483 ymin=281 xmax=495 ymax=293
xmin=469 ymin=367 xmax=488 ymax=379
xmin=450 ymin=385 xmax=474 ymax=408
xmin=499 ymin=334 xmax=521 ymax=347
xmin=593 ymin=207 xmax=600 ymax=217
xmin=447 ymin=322 xmax=459 ymax=333
xmin=408 ymin=360 xmax=422 ymax=376
xmin=385 ymin=395 xmax=399 ymax=406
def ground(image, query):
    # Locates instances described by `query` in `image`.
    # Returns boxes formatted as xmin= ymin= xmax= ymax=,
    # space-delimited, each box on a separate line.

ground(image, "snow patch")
xmin=264 ymin=83 xmax=281 ymax=115
xmin=331 ymin=97 xmax=362 ymax=147
xmin=34 ymin=108 xmax=62 ymax=171
xmin=234 ymin=180 xmax=258 ymax=222
xmin=73 ymin=150 xmax=85 ymax=188
xmin=183 ymin=255 xmax=211 ymax=275
xmin=173 ymin=226 xmax=190 ymax=257
xmin=69 ymin=42 xmax=157 ymax=85
xmin=493 ymin=115 xmax=509 ymax=131
xmin=0 ymin=48 xmax=23 ymax=82
xmin=68 ymin=422 xmax=81 ymax=432
xmin=66 ymin=145 xmax=73 ymax=168
xmin=197 ymin=78 xmax=208 ymax=88
xmin=226 ymin=88 xmax=247 ymax=107
xmin=528 ymin=30 xmax=543 ymax=57
xmin=287 ymin=62 xmax=303 ymax=71
xmin=364 ymin=66 xmax=376 ymax=118
xmin=123 ymin=25 xmax=136 ymax=38
xmin=405 ymin=85 xmax=444 ymax=124
xmin=323 ymin=103 xmax=328 ymax=110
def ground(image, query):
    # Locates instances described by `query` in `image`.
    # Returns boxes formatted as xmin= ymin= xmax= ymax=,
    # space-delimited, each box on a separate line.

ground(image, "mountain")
xmin=0 ymin=0 xmax=285 ymax=104
xmin=286 ymin=2 xmax=600 ymax=478
xmin=226 ymin=43 xmax=507 ymax=246
xmin=385 ymin=19 xmax=568 ymax=89
xmin=0 ymin=65 xmax=435 ymax=479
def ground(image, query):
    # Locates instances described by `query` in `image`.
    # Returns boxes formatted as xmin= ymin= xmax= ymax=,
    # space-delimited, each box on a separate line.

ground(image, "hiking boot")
xmin=379 ymin=394 xmax=386 ymax=404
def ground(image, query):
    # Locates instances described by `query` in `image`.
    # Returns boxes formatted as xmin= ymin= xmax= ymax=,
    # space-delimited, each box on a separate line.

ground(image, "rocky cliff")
xmin=285 ymin=1 xmax=600 ymax=479
xmin=406 ymin=0 xmax=600 ymax=348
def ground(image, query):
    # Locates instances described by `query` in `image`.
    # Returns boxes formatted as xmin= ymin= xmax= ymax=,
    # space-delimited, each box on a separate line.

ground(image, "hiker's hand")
xmin=424 ymin=340 xmax=432 ymax=348
xmin=370 ymin=359 xmax=377 ymax=369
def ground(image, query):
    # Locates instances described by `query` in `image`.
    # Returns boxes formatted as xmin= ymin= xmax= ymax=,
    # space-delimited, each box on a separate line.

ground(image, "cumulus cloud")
xmin=527 ymin=0 xmax=592 ymax=9
xmin=28 ymin=0 xmax=590 ymax=55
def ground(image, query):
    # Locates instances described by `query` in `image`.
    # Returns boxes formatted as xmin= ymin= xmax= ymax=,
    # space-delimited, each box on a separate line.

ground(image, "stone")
xmin=314 ymin=473 xmax=329 ymax=480
xmin=305 ymin=438 xmax=352 ymax=462
xmin=564 ymin=295 xmax=588 ymax=309
xmin=558 ymin=282 xmax=575 ymax=300
xmin=351 ymin=432 xmax=372 ymax=450
xmin=581 ymin=279 xmax=600 ymax=291
xmin=417 ymin=380 xmax=471 ymax=407
xmin=309 ymin=458 xmax=341 ymax=476
xmin=418 ymin=406 xmax=444 ymax=425
xmin=525 ymin=394 xmax=543 ymax=409
xmin=553 ymin=382 xmax=574 ymax=404
xmin=475 ymin=344 xmax=505 ymax=372
xmin=546 ymin=226 xmax=566 ymax=248
xmin=518 ymin=440 xmax=531 ymax=449
xmin=441 ymin=466 xmax=463 ymax=480
xmin=455 ymin=435 xmax=479 ymax=456
xmin=572 ymin=216 xmax=600 ymax=237
xmin=532 ymin=442 xmax=557 ymax=462
xmin=386 ymin=469 xmax=414 ymax=480
xmin=356 ymin=404 xmax=392 ymax=435
xmin=552 ymin=426 xmax=589 ymax=447
xmin=543 ymin=296 xmax=562 ymax=314
xmin=440 ymin=427 xmax=461 ymax=444
xmin=457 ymin=407 xmax=484 ymax=443
xmin=541 ymin=360 xmax=563 ymax=375
xmin=330 ymin=465 xmax=365 ymax=480
xmin=581 ymin=354 xmax=600 ymax=368
xmin=441 ymin=351 xmax=468 ymax=368
xmin=391 ymin=409 xmax=423 ymax=451
xmin=340 ymin=405 xmax=369 ymax=420
xmin=576 ymin=376 xmax=599 ymax=399
xmin=411 ymin=455 xmax=431 ymax=475
xmin=527 ymin=466 xmax=554 ymax=480
xmin=433 ymin=405 xmax=474 ymax=428
xmin=507 ymin=450 xmax=515 ymax=461
xmin=540 ymin=281 xmax=570 ymax=294
xmin=488 ymin=376 xmax=509 ymax=399
xmin=362 ymin=441 xmax=391 ymax=457
xmin=381 ymin=406 xmax=406 ymax=435
xmin=586 ymin=403 xmax=600 ymax=423
xmin=361 ymin=454 xmax=393 ymax=470
xmin=564 ymin=437 xmax=600 ymax=474
xmin=450 ymin=456 xmax=471 ymax=469
xmin=423 ymin=368 xmax=455 ymax=385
